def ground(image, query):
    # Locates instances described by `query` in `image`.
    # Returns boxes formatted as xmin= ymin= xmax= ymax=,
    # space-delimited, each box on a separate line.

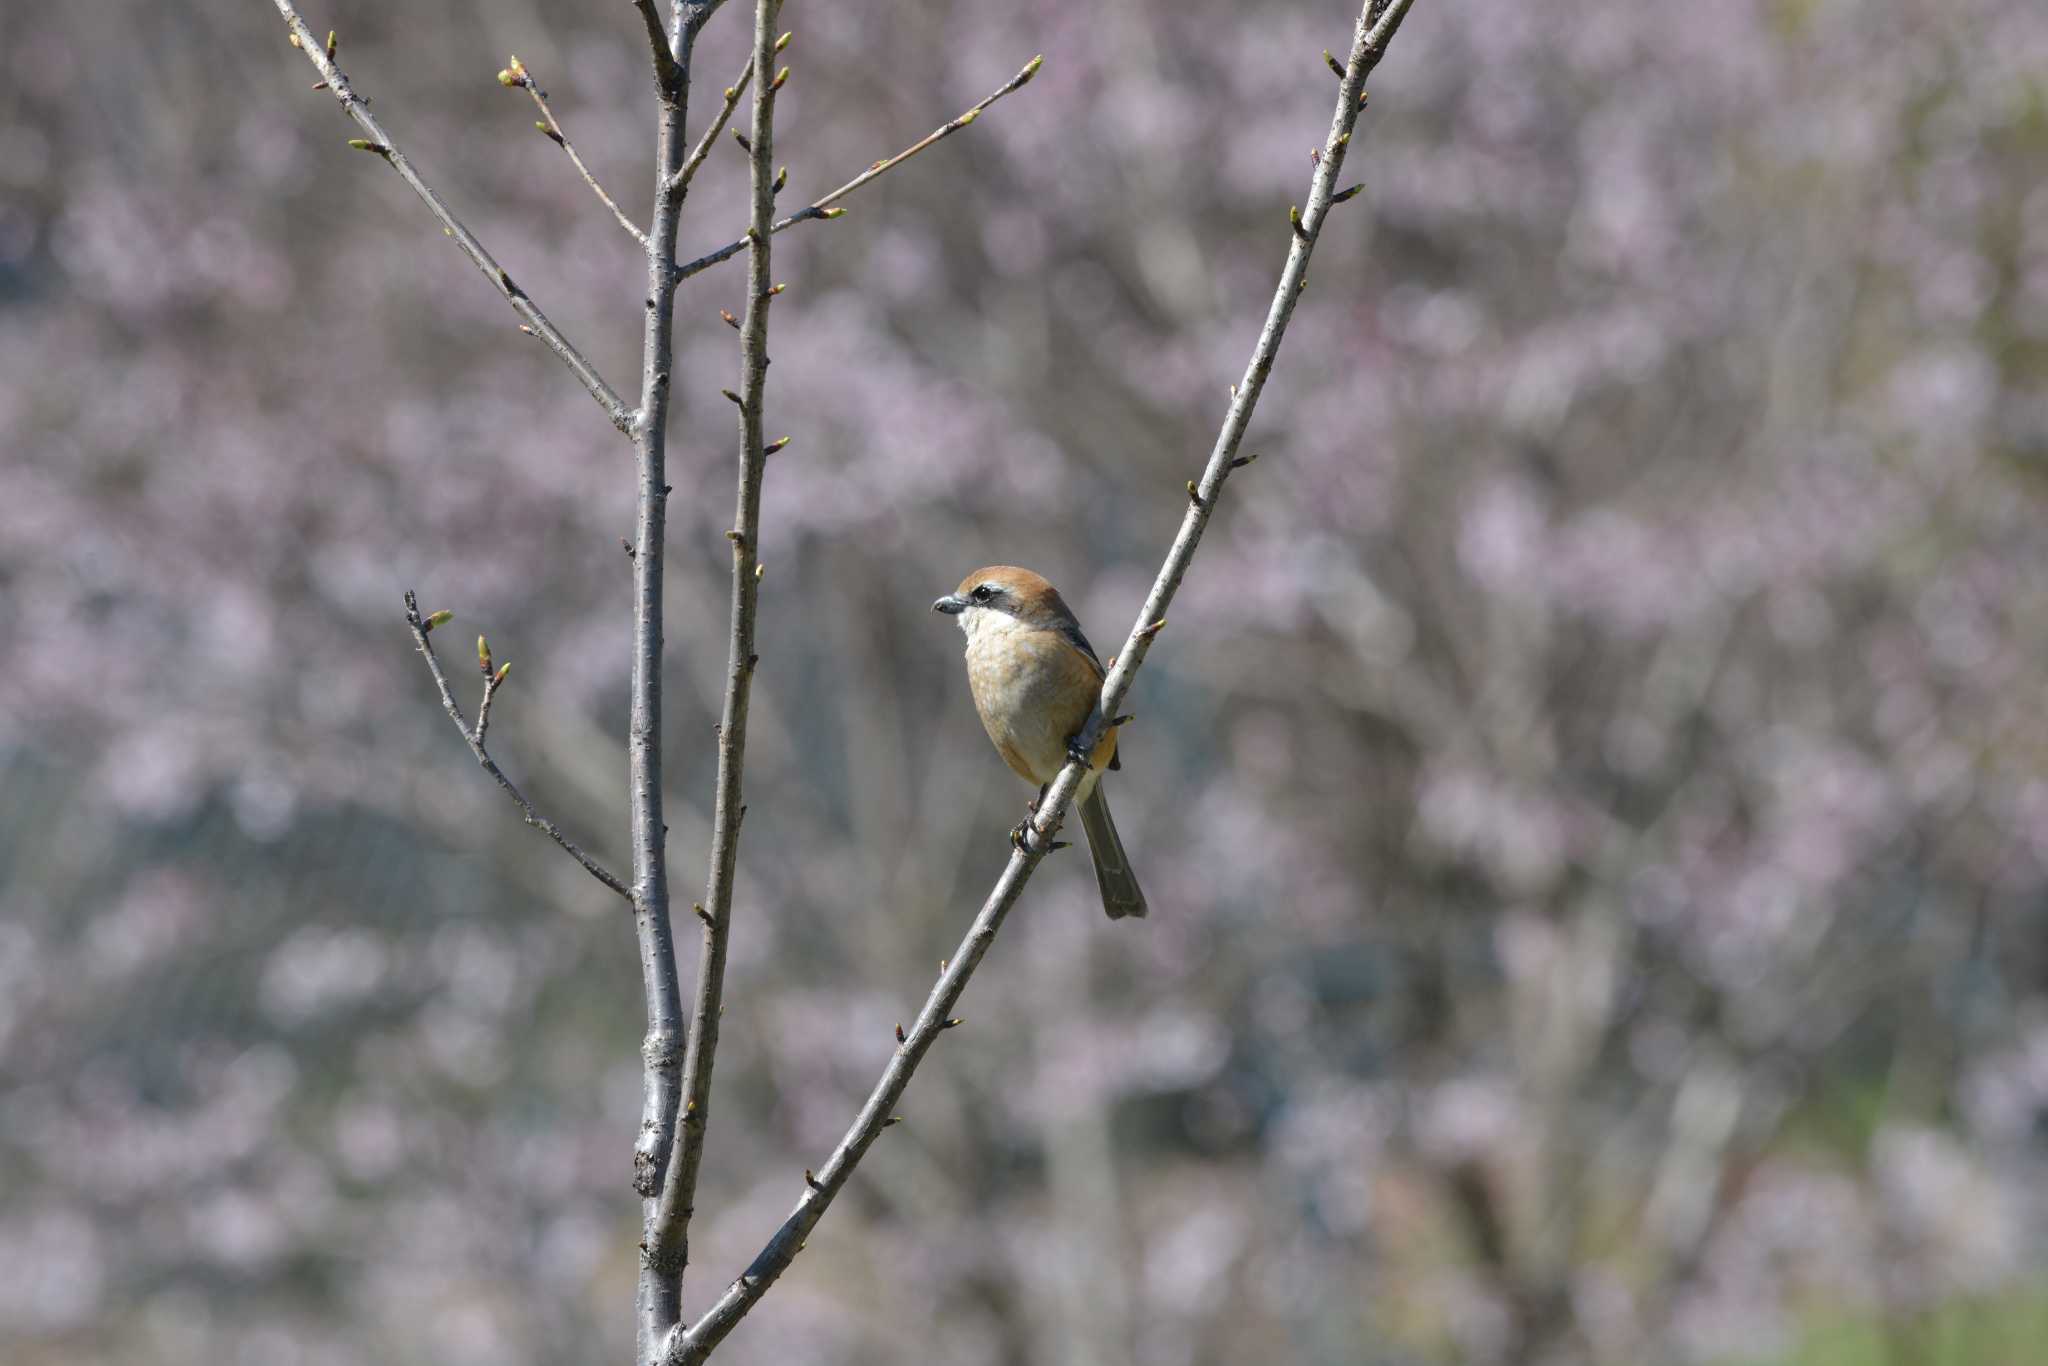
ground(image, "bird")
xmin=933 ymin=566 xmax=1147 ymax=920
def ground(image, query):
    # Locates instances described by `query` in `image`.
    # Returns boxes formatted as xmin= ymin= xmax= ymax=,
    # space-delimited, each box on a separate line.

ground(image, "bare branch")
xmin=401 ymin=592 xmax=631 ymax=902
xmin=660 ymin=2 xmax=1422 ymax=1360
xmin=632 ymin=0 xmax=681 ymax=92
xmin=672 ymin=53 xmax=1044 ymax=286
xmin=671 ymin=52 xmax=755 ymax=197
xmin=269 ymin=2 xmax=634 ymax=434
xmin=504 ymin=56 xmax=649 ymax=246
xmin=627 ymin=2 xmax=732 ymax=1359
xmin=644 ymin=0 xmax=783 ymax=1312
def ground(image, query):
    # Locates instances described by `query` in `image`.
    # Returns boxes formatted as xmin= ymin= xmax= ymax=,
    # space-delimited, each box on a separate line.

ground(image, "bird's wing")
xmin=1060 ymin=619 xmax=1105 ymax=676
xmin=1055 ymin=618 xmax=1122 ymax=771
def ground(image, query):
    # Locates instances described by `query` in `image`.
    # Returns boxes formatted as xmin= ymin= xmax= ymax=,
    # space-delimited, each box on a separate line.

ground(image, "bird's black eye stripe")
xmin=971 ymin=584 xmax=995 ymax=602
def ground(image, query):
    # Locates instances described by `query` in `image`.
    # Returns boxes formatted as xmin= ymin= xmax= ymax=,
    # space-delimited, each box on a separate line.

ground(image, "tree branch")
xmin=504 ymin=56 xmax=649 ymax=246
xmin=627 ymin=2 xmax=730 ymax=1361
xmin=669 ymin=50 xmax=756 ymax=197
xmin=632 ymin=0 xmax=681 ymax=92
xmin=660 ymin=2 xmax=1421 ymax=1360
xmin=671 ymin=53 xmax=1043 ymax=286
xmin=269 ymin=1 xmax=634 ymax=434
xmin=401 ymin=592 xmax=631 ymax=902
xmin=644 ymin=0 xmax=784 ymax=1314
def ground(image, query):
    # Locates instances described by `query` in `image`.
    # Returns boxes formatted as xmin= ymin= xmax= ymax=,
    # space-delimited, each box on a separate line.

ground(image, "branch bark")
xmin=626 ymin=2 xmax=729 ymax=1361
xmin=268 ymin=2 xmax=633 ymax=434
xmin=660 ymin=1 xmax=1421 ymax=1360
xmin=643 ymin=0 xmax=784 ymax=1314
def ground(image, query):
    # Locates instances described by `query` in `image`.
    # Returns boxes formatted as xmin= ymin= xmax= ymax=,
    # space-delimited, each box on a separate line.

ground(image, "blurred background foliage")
xmin=4 ymin=0 xmax=2048 ymax=1363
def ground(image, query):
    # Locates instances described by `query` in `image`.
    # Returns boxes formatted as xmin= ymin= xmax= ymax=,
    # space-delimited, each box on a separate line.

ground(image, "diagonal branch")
xmin=632 ymin=0 xmax=681 ymax=92
xmin=659 ymin=2 xmax=1422 ymax=1361
xmin=506 ymin=56 xmax=650 ymax=246
xmin=643 ymin=0 xmax=784 ymax=1312
xmin=402 ymin=592 xmax=631 ymax=902
xmin=670 ymin=50 xmax=756 ymax=198
xmin=269 ymin=1 xmax=634 ymax=435
xmin=671 ymin=53 xmax=1043 ymax=286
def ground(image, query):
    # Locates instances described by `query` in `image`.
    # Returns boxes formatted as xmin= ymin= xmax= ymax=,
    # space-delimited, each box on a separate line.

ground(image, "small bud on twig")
xmin=775 ymin=31 xmax=793 ymax=53
xmin=763 ymin=436 xmax=790 ymax=455
xmin=957 ymin=108 xmax=979 ymax=127
xmin=720 ymin=309 xmax=740 ymax=329
xmin=325 ymin=29 xmax=337 ymax=61
xmin=423 ymin=609 xmax=454 ymax=632
xmin=1289 ymin=204 xmax=1307 ymax=238
xmin=894 ymin=1023 xmax=906 ymax=1043
xmin=494 ymin=661 xmax=511 ymax=686
xmin=694 ymin=903 xmax=714 ymax=926
xmin=1324 ymin=49 xmax=1346 ymax=79
xmin=1229 ymin=451 xmax=1261 ymax=470
xmin=732 ymin=128 xmax=751 ymax=152
xmin=820 ymin=206 xmax=847 ymax=220
xmin=1187 ymin=480 xmax=1202 ymax=503
xmin=477 ymin=635 xmax=493 ymax=675
xmin=537 ymin=121 xmax=565 ymax=146
xmin=346 ymin=139 xmax=390 ymax=155
xmin=940 ymin=1017 xmax=964 ymax=1030
xmin=1019 ymin=54 xmax=1044 ymax=84
xmin=1331 ymin=183 xmax=1365 ymax=204
xmin=769 ymin=66 xmax=790 ymax=92
xmin=804 ymin=1169 xmax=821 ymax=1190
xmin=883 ymin=1115 xmax=904 ymax=1128
xmin=721 ymin=388 xmax=744 ymax=405
xmin=772 ymin=166 xmax=787 ymax=193
xmin=755 ymin=563 xmax=765 ymax=582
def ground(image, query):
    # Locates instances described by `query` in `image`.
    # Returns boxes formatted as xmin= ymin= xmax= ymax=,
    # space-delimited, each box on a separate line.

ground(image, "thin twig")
xmin=269 ymin=1 xmax=633 ymax=434
xmin=401 ymin=592 xmax=631 ymax=901
xmin=671 ymin=53 xmax=1043 ymax=286
xmin=507 ymin=58 xmax=649 ymax=245
xmin=645 ymin=0 xmax=783 ymax=1313
xmin=659 ymin=2 xmax=1421 ymax=1361
xmin=671 ymin=52 xmax=755 ymax=196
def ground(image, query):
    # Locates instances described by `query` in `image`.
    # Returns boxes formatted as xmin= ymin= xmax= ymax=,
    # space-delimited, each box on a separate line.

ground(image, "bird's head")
xmin=932 ymin=565 xmax=1074 ymax=635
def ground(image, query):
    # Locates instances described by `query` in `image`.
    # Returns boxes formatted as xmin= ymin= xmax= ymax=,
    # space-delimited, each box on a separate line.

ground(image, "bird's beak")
xmin=931 ymin=594 xmax=968 ymax=615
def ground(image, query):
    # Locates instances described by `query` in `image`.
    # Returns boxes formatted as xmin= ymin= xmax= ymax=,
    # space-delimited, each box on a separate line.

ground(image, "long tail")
xmin=1078 ymin=784 xmax=1148 ymax=920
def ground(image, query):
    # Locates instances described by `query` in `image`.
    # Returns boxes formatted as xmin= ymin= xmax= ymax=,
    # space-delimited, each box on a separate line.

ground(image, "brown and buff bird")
xmin=933 ymin=566 xmax=1148 ymax=920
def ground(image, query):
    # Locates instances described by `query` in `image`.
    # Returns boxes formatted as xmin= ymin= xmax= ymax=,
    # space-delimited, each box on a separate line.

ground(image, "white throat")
xmin=956 ymin=605 xmax=1031 ymax=650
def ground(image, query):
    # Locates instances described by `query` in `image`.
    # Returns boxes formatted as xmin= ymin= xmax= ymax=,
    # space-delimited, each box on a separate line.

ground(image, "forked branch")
xmin=402 ymin=592 xmax=631 ymax=902
xmin=659 ymin=2 xmax=1421 ymax=1361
